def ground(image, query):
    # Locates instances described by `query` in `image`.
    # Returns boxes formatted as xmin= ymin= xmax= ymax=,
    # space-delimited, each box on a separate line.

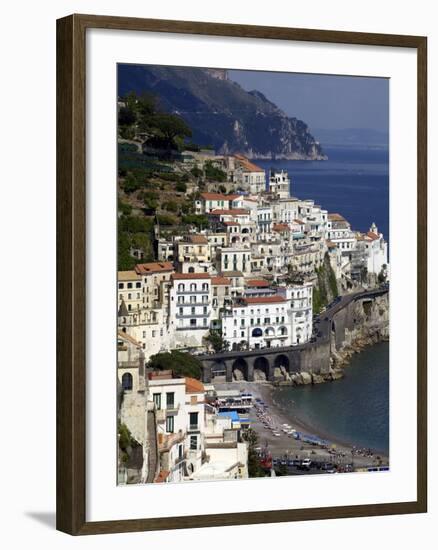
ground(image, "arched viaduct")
xmin=199 ymin=287 xmax=388 ymax=383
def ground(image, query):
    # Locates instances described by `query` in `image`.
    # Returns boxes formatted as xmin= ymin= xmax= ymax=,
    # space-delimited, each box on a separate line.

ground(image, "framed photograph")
xmin=56 ymin=14 xmax=427 ymax=535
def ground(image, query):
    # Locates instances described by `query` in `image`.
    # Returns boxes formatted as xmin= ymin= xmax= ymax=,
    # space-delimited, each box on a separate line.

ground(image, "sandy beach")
xmin=214 ymin=381 xmax=389 ymax=471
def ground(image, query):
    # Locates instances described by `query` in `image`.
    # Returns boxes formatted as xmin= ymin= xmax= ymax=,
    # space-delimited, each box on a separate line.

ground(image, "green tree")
xmin=148 ymin=113 xmax=192 ymax=150
xmin=204 ymin=161 xmax=227 ymax=182
xmin=182 ymin=214 xmax=208 ymax=230
xmin=176 ymin=181 xmax=187 ymax=193
xmin=242 ymin=428 xmax=265 ymax=478
xmin=147 ymin=351 xmax=203 ymax=379
xmin=190 ymin=166 xmax=203 ymax=178
xmin=204 ymin=330 xmax=230 ymax=353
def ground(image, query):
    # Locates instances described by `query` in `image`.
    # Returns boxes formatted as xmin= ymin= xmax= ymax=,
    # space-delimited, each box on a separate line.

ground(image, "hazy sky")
xmin=229 ymin=70 xmax=389 ymax=133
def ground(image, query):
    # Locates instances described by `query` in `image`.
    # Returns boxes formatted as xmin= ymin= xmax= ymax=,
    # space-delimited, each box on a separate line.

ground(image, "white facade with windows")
xmin=169 ymin=273 xmax=212 ymax=349
xmin=221 ymin=283 xmax=312 ymax=350
xmin=269 ymin=170 xmax=291 ymax=199
xmin=217 ymin=246 xmax=252 ymax=274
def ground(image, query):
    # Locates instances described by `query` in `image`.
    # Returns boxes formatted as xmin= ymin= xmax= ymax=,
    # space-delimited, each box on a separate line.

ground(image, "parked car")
xmin=299 ymin=458 xmax=312 ymax=470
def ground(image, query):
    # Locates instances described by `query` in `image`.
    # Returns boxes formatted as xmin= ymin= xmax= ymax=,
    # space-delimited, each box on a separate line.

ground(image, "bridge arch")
xmin=210 ymin=360 xmax=226 ymax=380
xmin=274 ymin=354 xmax=289 ymax=370
xmin=232 ymin=357 xmax=248 ymax=380
xmin=254 ymin=356 xmax=270 ymax=380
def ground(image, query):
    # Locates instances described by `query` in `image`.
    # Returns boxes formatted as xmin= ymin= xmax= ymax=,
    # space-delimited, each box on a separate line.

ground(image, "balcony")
xmin=177 ymin=290 xmax=209 ymax=295
xmin=176 ymin=312 xmax=211 ymax=319
xmin=177 ymin=301 xmax=210 ymax=306
xmin=165 ymin=403 xmax=179 ymax=414
xmin=188 ymin=424 xmax=200 ymax=432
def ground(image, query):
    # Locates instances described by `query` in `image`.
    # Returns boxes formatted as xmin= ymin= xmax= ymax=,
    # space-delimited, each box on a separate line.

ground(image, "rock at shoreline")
xmin=254 ymin=369 xmax=267 ymax=381
xmin=300 ymin=372 xmax=313 ymax=385
xmin=311 ymin=373 xmax=325 ymax=384
xmin=232 ymin=368 xmax=244 ymax=381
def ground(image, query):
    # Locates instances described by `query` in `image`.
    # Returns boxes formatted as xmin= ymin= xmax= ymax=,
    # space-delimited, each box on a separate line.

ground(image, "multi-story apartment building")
xmin=217 ymin=246 xmax=252 ymax=275
xmin=169 ymin=273 xmax=212 ymax=349
xmin=118 ymin=270 xmax=143 ymax=313
xmin=268 ymin=170 xmax=291 ymax=199
xmin=256 ymin=205 xmax=273 ymax=238
xmin=231 ymin=154 xmax=266 ymax=194
xmin=221 ymin=283 xmax=313 ymax=350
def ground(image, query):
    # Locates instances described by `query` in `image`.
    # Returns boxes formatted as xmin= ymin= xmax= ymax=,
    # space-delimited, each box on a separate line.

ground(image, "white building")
xmin=232 ymin=154 xmax=266 ymax=194
xmin=358 ymin=223 xmax=388 ymax=275
xmin=195 ymin=192 xmax=240 ymax=214
xmin=222 ymin=283 xmax=313 ymax=350
xmin=269 ymin=170 xmax=290 ymax=199
xmin=217 ymin=246 xmax=252 ymax=275
xmin=169 ymin=273 xmax=212 ymax=349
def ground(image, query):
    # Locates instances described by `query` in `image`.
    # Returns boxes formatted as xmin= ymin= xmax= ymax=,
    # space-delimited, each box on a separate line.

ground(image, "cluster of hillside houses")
xmin=117 ymin=152 xmax=388 ymax=484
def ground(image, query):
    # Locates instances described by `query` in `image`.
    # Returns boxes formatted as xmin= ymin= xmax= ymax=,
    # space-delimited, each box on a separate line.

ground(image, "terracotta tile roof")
xmin=135 ymin=262 xmax=174 ymax=275
xmin=148 ymin=370 xmax=174 ymax=380
xmin=273 ymin=223 xmax=290 ymax=232
xmin=118 ymin=270 xmax=141 ymax=281
xmin=246 ymin=279 xmax=270 ymax=288
xmin=243 ymin=295 xmax=286 ymax=304
xmin=172 ymin=273 xmax=211 ymax=280
xmin=328 ymin=213 xmax=346 ymax=222
xmin=212 ymin=276 xmax=231 ymax=285
xmin=234 ymin=154 xmax=264 ymax=173
xmin=293 ymin=219 xmax=306 ymax=225
xmin=209 ymin=208 xmax=249 ymax=216
xmin=185 ymin=377 xmax=205 ymax=394
xmin=366 ymin=231 xmax=380 ymax=241
xmin=200 ymin=193 xmax=240 ymax=201
xmin=155 ymin=470 xmax=170 ymax=483
xmin=187 ymin=235 xmax=209 ymax=244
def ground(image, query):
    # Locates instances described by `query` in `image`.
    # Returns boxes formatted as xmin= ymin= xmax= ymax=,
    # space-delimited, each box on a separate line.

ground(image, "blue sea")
xmin=257 ymin=146 xmax=389 ymax=242
xmin=272 ymin=342 xmax=390 ymax=453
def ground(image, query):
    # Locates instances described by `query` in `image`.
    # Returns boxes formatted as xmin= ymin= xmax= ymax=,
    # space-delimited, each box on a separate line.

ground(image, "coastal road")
xmin=313 ymin=286 xmax=389 ymax=345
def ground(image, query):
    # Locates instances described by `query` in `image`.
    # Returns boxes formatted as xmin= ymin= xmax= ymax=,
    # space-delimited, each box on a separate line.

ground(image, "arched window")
xmin=178 ymin=283 xmax=184 ymax=292
xmin=252 ymin=328 xmax=263 ymax=337
xmin=188 ymin=267 xmax=195 ymax=273
xmin=122 ymin=373 xmax=133 ymax=391
xmin=202 ymin=283 xmax=208 ymax=291
xmin=190 ymin=283 xmax=197 ymax=292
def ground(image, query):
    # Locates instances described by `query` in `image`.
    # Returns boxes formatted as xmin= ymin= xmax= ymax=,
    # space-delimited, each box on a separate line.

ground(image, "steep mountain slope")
xmin=118 ymin=65 xmax=326 ymax=160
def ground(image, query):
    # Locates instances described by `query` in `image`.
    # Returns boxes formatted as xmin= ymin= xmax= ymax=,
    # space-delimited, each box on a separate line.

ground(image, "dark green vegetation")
xmin=204 ymin=330 xmax=230 ymax=353
xmin=118 ymin=92 xmax=192 ymax=150
xmin=118 ymin=65 xmax=326 ymax=159
xmin=378 ymin=264 xmax=388 ymax=284
xmin=117 ymin=91 xmax=235 ymax=270
xmin=147 ymin=350 xmax=203 ymax=380
xmin=312 ymin=253 xmax=339 ymax=314
xmin=242 ymin=428 xmax=266 ymax=478
xmin=118 ymin=422 xmax=141 ymax=464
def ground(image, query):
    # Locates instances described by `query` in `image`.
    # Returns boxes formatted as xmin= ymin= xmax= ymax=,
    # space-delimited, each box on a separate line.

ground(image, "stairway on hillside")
xmin=146 ymin=410 xmax=159 ymax=483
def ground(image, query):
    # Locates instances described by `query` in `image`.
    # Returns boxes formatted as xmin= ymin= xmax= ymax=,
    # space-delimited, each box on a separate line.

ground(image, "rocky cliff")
xmin=330 ymin=294 xmax=389 ymax=370
xmin=118 ymin=65 xmax=326 ymax=160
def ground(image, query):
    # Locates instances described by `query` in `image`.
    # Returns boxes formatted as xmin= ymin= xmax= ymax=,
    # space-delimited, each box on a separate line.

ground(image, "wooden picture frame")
xmin=56 ymin=13 xmax=427 ymax=535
